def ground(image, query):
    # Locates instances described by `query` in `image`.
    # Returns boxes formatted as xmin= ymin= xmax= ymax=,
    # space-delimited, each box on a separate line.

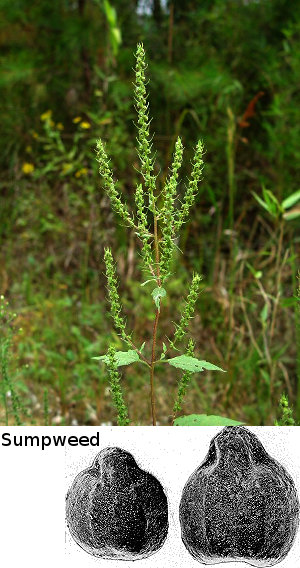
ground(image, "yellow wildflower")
xmin=80 ymin=121 xmax=91 ymax=129
xmin=40 ymin=110 xmax=52 ymax=121
xmin=22 ymin=163 xmax=35 ymax=174
xmin=73 ymin=116 xmax=82 ymax=124
xmin=56 ymin=122 xmax=64 ymax=130
xmin=75 ymin=167 xmax=88 ymax=178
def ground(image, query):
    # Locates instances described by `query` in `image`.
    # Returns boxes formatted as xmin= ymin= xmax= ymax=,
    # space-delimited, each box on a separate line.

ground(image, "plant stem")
xmin=270 ymin=219 xmax=284 ymax=339
xmin=150 ymin=309 xmax=159 ymax=425
xmin=149 ymin=213 xmax=161 ymax=425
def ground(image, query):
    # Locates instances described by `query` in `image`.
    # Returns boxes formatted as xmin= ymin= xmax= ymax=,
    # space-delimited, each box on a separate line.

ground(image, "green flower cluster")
xmin=135 ymin=183 xmax=153 ymax=268
xmin=160 ymin=137 xmax=183 ymax=278
xmin=170 ymin=273 xmax=202 ymax=347
xmin=173 ymin=339 xmax=195 ymax=417
xmin=96 ymin=139 xmax=134 ymax=228
xmin=274 ymin=394 xmax=296 ymax=425
xmin=176 ymin=140 xmax=204 ymax=231
xmin=104 ymin=248 xmax=129 ymax=342
xmin=134 ymin=43 xmax=156 ymax=211
xmin=106 ymin=346 xmax=130 ymax=426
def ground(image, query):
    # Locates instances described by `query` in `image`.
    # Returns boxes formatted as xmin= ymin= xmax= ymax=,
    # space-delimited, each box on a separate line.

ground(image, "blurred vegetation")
xmin=0 ymin=0 xmax=299 ymax=425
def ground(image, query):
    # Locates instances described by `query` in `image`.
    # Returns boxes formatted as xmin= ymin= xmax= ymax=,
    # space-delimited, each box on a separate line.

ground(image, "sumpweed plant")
xmin=94 ymin=44 xmax=243 ymax=426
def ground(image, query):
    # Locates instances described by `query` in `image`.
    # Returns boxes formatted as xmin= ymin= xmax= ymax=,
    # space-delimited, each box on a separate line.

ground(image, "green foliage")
xmin=43 ymin=388 xmax=49 ymax=426
xmin=97 ymin=141 xmax=134 ymax=228
xmin=253 ymin=187 xmax=300 ymax=221
xmin=151 ymin=287 xmax=166 ymax=312
xmin=102 ymin=0 xmax=122 ymax=57
xmin=167 ymin=355 xmax=224 ymax=373
xmin=106 ymin=346 xmax=129 ymax=425
xmin=93 ymin=349 xmax=140 ymax=366
xmin=170 ymin=273 xmax=202 ymax=348
xmin=274 ymin=394 xmax=296 ymax=426
xmin=0 ymin=296 xmax=22 ymax=425
xmin=173 ymin=338 xmax=195 ymax=419
xmin=175 ymin=141 xmax=204 ymax=232
xmin=97 ymin=45 xmax=230 ymax=425
xmin=160 ymin=137 xmax=184 ymax=275
xmin=174 ymin=414 xmax=244 ymax=426
xmin=103 ymin=247 xmax=129 ymax=342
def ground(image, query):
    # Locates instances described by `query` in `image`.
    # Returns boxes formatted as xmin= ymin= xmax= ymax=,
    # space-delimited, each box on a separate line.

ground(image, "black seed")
xmin=180 ymin=427 xmax=299 ymax=566
xmin=66 ymin=447 xmax=168 ymax=560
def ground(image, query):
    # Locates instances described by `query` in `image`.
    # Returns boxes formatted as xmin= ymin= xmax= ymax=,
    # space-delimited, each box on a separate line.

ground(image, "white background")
xmin=0 ymin=426 xmax=299 ymax=568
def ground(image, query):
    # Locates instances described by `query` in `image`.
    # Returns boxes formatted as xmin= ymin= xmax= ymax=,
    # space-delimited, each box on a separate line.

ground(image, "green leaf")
xmin=111 ymin=27 xmax=122 ymax=46
xmin=252 ymin=189 xmax=280 ymax=218
xmin=103 ymin=0 xmax=117 ymax=26
xmin=246 ymin=263 xmax=262 ymax=279
xmin=252 ymin=191 xmax=269 ymax=213
xmin=92 ymin=349 xmax=140 ymax=366
xmin=151 ymin=287 xmax=166 ymax=311
xmin=280 ymin=297 xmax=297 ymax=308
xmin=262 ymin=187 xmax=281 ymax=217
xmin=174 ymin=414 xmax=244 ymax=426
xmin=141 ymin=279 xmax=155 ymax=287
xmin=260 ymin=304 xmax=268 ymax=323
xmin=260 ymin=369 xmax=270 ymax=385
xmin=283 ymin=207 xmax=300 ymax=221
xmin=282 ymin=190 xmax=300 ymax=210
xmin=167 ymin=355 xmax=225 ymax=373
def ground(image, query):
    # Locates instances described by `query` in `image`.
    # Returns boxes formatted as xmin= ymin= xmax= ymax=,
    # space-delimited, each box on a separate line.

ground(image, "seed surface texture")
xmin=66 ymin=447 xmax=169 ymax=560
xmin=180 ymin=427 xmax=299 ymax=566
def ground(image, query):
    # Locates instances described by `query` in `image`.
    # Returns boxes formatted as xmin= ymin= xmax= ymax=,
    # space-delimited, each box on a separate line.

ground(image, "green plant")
xmin=274 ymin=393 xmax=297 ymax=426
xmin=94 ymin=44 xmax=243 ymax=427
xmin=0 ymin=295 xmax=23 ymax=425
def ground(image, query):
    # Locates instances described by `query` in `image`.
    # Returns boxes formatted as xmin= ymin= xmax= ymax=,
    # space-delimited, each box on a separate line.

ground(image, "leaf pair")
xmin=93 ymin=351 xmax=225 ymax=373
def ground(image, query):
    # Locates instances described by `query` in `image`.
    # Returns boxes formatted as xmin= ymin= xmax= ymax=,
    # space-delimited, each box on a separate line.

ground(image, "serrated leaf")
xmin=151 ymin=287 xmax=166 ymax=311
xmin=167 ymin=355 xmax=225 ymax=373
xmin=199 ymin=360 xmax=226 ymax=371
xmin=174 ymin=414 xmax=244 ymax=426
xmin=282 ymin=190 xmax=300 ymax=210
xmin=92 ymin=349 xmax=140 ymax=366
